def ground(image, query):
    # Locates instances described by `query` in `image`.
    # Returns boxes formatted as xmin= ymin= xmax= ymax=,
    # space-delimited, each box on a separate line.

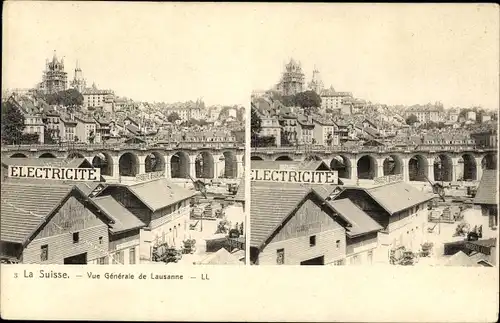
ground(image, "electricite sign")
xmin=251 ymin=169 xmax=338 ymax=184
xmin=8 ymin=165 xmax=101 ymax=182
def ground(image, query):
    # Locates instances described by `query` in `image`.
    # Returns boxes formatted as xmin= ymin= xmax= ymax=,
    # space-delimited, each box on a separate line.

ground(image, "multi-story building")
xmin=96 ymin=179 xmax=196 ymax=260
xmin=312 ymin=116 xmax=337 ymax=146
xmin=260 ymin=115 xmax=282 ymax=147
xmin=467 ymin=111 xmax=477 ymax=121
xmin=471 ymin=129 xmax=498 ymax=148
xmin=296 ymin=116 xmax=315 ymax=144
xmin=320 ymin=86 xmax=353 ymax=113
xmin=75 ymin=114 xmax=98 ymax=144
xmin=405 ymin=105 xmax=442 ymax=124
xmin=7 ymin=95 xmax=45 ymax=143
xmin=82 ymin=83 xmax=115 ymax=111
xmin=332 ymin=182 xmax=434 ymax=264
xmin=58 ymin=113 xmax=77 ymax=142
xmin=69 ymin=61 xmax=87 ymax=93
xmin=276 ymin=58 xmax=305 ymax=96
xmin=38 ymin=51 xmax=68 ymax=95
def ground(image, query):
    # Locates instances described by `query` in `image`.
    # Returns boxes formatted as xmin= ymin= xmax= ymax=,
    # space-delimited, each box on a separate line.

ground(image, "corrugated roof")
xmin=0 ymin=182 xmax=72 ymax=244
xmin=474 ymin=170 xmax=498 ymax=205
xmin=365 ymin=182 xmax=434 ymax=215
xmin=329 ymin=198 xmax=382 ymax=237
xmin=127 ymin=178 xmax=196 ymax=212
xmin=92 ymin=195 xmax=145 ymax=234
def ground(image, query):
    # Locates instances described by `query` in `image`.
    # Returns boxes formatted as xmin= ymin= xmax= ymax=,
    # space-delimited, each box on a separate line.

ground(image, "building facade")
xmin=39 ymin=51 xmax=68 ymax=95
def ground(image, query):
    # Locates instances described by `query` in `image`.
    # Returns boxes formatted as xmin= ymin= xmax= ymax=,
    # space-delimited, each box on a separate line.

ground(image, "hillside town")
xmin=2 ymin=51 xmax=245 ymax=146
xmin=0 ymin=51 xmax=246 ymax=266
xmin=250 ymin=58 xmax=498 ymax=267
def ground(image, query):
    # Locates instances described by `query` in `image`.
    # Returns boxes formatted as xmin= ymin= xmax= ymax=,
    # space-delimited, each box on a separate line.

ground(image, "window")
xmin=97 ymin=256 xmax=107 ymax=265
xmin=309 ymin=235 xmax=316 ymax=247
xmin=41 ymin=245 xmax=48 ymax=261
xmin=129 ymin=248 xmax=136 ymax=265
xmin=72 ymin=232 xmax=80 ymax=243
xmin=276 ymin=248 xmax=285 ymax=265
xmin=367 ymin=251 xmax=373 ymax=264
xmin=336 ymin=240 xmax=341 ymax=249
xmin=99 ymin=236 xmax=103 ymax=244
xmin=114 ymin=250 xmax=124 ymax=264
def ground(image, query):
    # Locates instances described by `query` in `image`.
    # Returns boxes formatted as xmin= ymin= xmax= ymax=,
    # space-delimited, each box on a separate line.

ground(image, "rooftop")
xmin=328 ymin=198 xmax=383 ymax=237
xmin=474 ymin=170 xmax=498 ymax=205
xmin=92 ymin=195 xmax=145 ymax=234
xmin=1 ymin=182 xmax=73 ymax=244
xmin=126 ymin=178 xmax=197 ymax=212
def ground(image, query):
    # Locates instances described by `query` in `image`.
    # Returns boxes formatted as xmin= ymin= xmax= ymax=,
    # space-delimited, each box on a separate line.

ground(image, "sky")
xmin=3 ymin=3 xmax=499 ymax=110
xmin=2 ymin=2 xmax=253 ymax=106
xmin=248 ymin=3 xmax=499 ymax=110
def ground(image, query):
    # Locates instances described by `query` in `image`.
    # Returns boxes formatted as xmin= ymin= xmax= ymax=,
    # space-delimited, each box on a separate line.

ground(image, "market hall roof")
xmin=474 ymin=170 xmax=498 ymax=205
xmin=92 ymin=195 xmax=146 ymax=234
xmin=335 ymin=182 xmax=434 ymax=216
xmin=99 ymin=178 xmax=197 ymax=212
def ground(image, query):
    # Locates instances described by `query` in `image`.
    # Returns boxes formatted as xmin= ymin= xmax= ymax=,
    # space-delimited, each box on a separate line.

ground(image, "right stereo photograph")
xmin=249 ymin=56 xmax=498 ymax=266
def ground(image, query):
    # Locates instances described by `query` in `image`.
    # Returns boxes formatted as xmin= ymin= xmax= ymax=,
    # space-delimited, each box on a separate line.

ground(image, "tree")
xmin=167 ymin=112 xmax=181 ymax=123
xmin=251 ymin=106 xmax=261 ymax=135
xmin=44 ymin=127 xmax=60 ymax=144
xmin=1 ymin=99 xmax=25 ymax=144
xmin=44 ymin=89 xmax=83 ymax=107
xmin=295 ymin=91 xmax=321 ymax=115
xmin=405 ymin=114 xmax=418 ymax=126
xmin=20 ymin=133 xmax=39 ymax=144
xmin=88 ymin=130 xmax=95 ymax=144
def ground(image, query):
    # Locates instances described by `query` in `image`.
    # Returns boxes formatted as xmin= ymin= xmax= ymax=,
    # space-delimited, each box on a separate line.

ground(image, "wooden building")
xmin=250 ymin=183 xmax=351 ymax=265
xmin=331 ymin=181 xmax=434 ymax=263
xmin=474 ymin=169 xmax=498 ymax=229
xmin=95 ymin=178 xmax=196 ymax=260
xmin=1 ymin=182 xmax=113 ymax=264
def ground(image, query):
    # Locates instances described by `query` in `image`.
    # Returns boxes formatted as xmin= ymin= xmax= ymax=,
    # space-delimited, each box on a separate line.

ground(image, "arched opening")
xmin=39 ymin=152 xmax=57 ymax=158
xmin=304 ymin=155 xmax=322 ymax=162
xmin=119 ymin=152 xmax=139 ymax=177
xmin=170 ymin=152 xmax=190 ymax=179
xmin=434 ymin=154 xmax=453 ymax=182
xmin=92 ymin=153 xmax=113 ymax=176
xmin=67 ymin=152 xmax=85 ymax=160
xmin=145 ymin=152 xmax=165 ymax=173
xmin=251 ymin=156 xmax=264 ymax=161
xmin=195 ymin=152 xmax=214 ymax=179
xmin=482 ymin=153 xmax=497 ymax=170
xmin=383 ymin=155 xmax=403 ymax=176
xmin=461 ymin=154 xmax=477 ymax=181
xmin=330 ymin=155 xmax=351 ymax=179
xmin=275 ymin=155 xmax=293 ymax=161
xmin=10 ymin=153 xmax=27 ymax=158
xmin=408 ymin=155 xmax=428 ymax=182
xmin=357 ymin=155 xmax=377 ymax=179
xmin=222 ymin=151 xmax=237 ymax=178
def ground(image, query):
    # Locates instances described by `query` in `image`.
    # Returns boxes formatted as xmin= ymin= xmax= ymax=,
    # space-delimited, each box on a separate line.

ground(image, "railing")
xmin=251 ymin=144 xmax=494 ymax=154
xmin=1 ymin=141 xmax=244 ymax=151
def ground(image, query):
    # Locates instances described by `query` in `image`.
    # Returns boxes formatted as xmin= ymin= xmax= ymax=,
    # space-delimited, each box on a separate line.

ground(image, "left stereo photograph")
xmin=1 ymin=2 xmax=248 ymax=266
